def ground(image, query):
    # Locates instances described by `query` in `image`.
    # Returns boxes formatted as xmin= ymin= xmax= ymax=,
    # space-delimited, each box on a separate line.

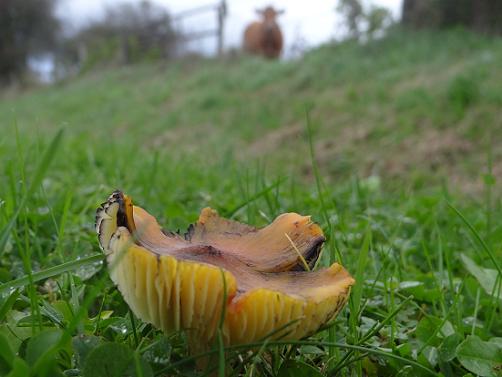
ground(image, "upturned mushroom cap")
xmin=96 ymin=191 xmax=354 ymax=349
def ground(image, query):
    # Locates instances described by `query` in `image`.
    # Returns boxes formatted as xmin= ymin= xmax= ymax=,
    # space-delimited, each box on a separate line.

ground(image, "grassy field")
xmin=0 ymin=29 xmax=501 ymax=376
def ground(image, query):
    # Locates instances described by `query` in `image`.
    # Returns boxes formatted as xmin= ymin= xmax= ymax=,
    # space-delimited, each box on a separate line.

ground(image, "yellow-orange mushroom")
xmin=96 ymin=191 xmax=354 ymax=351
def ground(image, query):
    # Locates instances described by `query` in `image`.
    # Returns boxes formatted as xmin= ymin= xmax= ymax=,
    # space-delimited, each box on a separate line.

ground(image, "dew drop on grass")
xmin=110 ymin=324 xmax=128 ymax=335
xmin=37 ymin=206 xmax=50 ymax=215
xmin=143 ymin=337 xmax=172 ymax=366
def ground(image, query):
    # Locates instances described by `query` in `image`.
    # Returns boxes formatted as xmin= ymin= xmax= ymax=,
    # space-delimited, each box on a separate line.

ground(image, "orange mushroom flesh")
xmin=96 ymin=191 xmax=354 ymax=351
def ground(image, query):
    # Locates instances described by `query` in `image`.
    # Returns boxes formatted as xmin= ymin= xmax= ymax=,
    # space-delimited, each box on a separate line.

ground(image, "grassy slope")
xmin=0 ymin=29 xmax=501 ymax=376
xmin=2 ymin=29 xmax=502 ymax=193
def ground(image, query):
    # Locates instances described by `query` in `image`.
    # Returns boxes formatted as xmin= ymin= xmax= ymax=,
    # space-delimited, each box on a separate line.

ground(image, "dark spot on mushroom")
xmin=117 ymin=206 xmax=128 ymax=229
xmin=161 ymin=228 xmax=177 ymax=238
xmin=184 ymin=224 xmax=195 ymax=241
xmin=206 ymin=245 xmax=221 ymax=256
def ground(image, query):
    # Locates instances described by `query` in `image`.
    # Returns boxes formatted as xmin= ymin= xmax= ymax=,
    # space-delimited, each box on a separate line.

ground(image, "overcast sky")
xmin=57 ymin=0 xmax=402 ymax=55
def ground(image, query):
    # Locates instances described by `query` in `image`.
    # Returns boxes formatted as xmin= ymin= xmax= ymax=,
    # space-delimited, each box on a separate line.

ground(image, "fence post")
xmin=216 ymin=0 xmax=227 ymax=56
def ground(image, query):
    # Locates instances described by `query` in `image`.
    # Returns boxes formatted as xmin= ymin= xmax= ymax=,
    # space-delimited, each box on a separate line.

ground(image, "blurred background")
xmin=3 ymin=0 xmax=403 ymax=82
xmin=2 ymin=0 xmax=500 ymax=83
xmin=2 ymin=3 xmax=502 ymax=376
xmin=1 ymin=0 xmax=501 ymax=196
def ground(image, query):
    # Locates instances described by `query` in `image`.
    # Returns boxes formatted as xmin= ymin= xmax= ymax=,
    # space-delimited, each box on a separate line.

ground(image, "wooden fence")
xmin=172 ymin=0 xmax=227 ymax=56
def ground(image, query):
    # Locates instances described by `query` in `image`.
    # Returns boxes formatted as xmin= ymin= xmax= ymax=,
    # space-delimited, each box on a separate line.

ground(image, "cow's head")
xmin=257 ymin=6 xmax=284 ymax=31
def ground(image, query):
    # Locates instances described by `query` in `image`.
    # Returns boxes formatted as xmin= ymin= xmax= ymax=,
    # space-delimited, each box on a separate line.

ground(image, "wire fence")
xmin=172 ymin=0 xmax=227 ymax=56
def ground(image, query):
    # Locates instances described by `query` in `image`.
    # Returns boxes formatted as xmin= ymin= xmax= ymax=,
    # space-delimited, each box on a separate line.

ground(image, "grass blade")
xmin=447 ymin=201 xmax=502 ymax=275
xmin=224 ymin=177 xmax=285 ymax=218
xmin=0 ymin=254 xmax=103 ymax=294
xmin=156 ymin=339 xmax=438 ymax=377
xmin=0 ymin=129 xmax=64 ymax=255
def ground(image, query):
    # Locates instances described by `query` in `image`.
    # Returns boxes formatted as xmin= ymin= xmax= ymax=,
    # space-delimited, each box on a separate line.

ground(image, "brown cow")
xmin=243 ymin=6 xmax=284 ymax=59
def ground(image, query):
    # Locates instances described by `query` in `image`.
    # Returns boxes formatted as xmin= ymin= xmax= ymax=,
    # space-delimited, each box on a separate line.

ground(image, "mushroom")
xmin=96 ymin=191 xmax=354 ymax=352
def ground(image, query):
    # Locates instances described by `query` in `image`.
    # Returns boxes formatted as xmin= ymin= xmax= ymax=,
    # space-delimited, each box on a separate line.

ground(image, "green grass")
xmin=0 ymin=29 xmax=501 ymax=376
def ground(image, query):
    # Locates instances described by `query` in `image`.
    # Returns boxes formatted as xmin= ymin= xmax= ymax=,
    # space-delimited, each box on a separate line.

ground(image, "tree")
xmin=103 ymin=1 xmax=176 ymax=62
xmin=0 ymin=0 xmax=60 ymax=83
xmin=366 ymin=5 xmax=393 ymax=39
xmin=336 ymin=0 xmax=393 ymax=41
xmin=337 ymin=0 xmax=365 ymax=39
xmin=59 ymin=0 xmax=177 ymax=73
xmin=402 ymin=0 xmax=502 ymax=35
xmin=401 ymin=0 xmax=441 ymax=30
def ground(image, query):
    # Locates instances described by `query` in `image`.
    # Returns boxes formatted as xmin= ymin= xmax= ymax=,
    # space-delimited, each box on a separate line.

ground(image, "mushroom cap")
xmin=96 ymin=191 xmax=354 ymax=349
